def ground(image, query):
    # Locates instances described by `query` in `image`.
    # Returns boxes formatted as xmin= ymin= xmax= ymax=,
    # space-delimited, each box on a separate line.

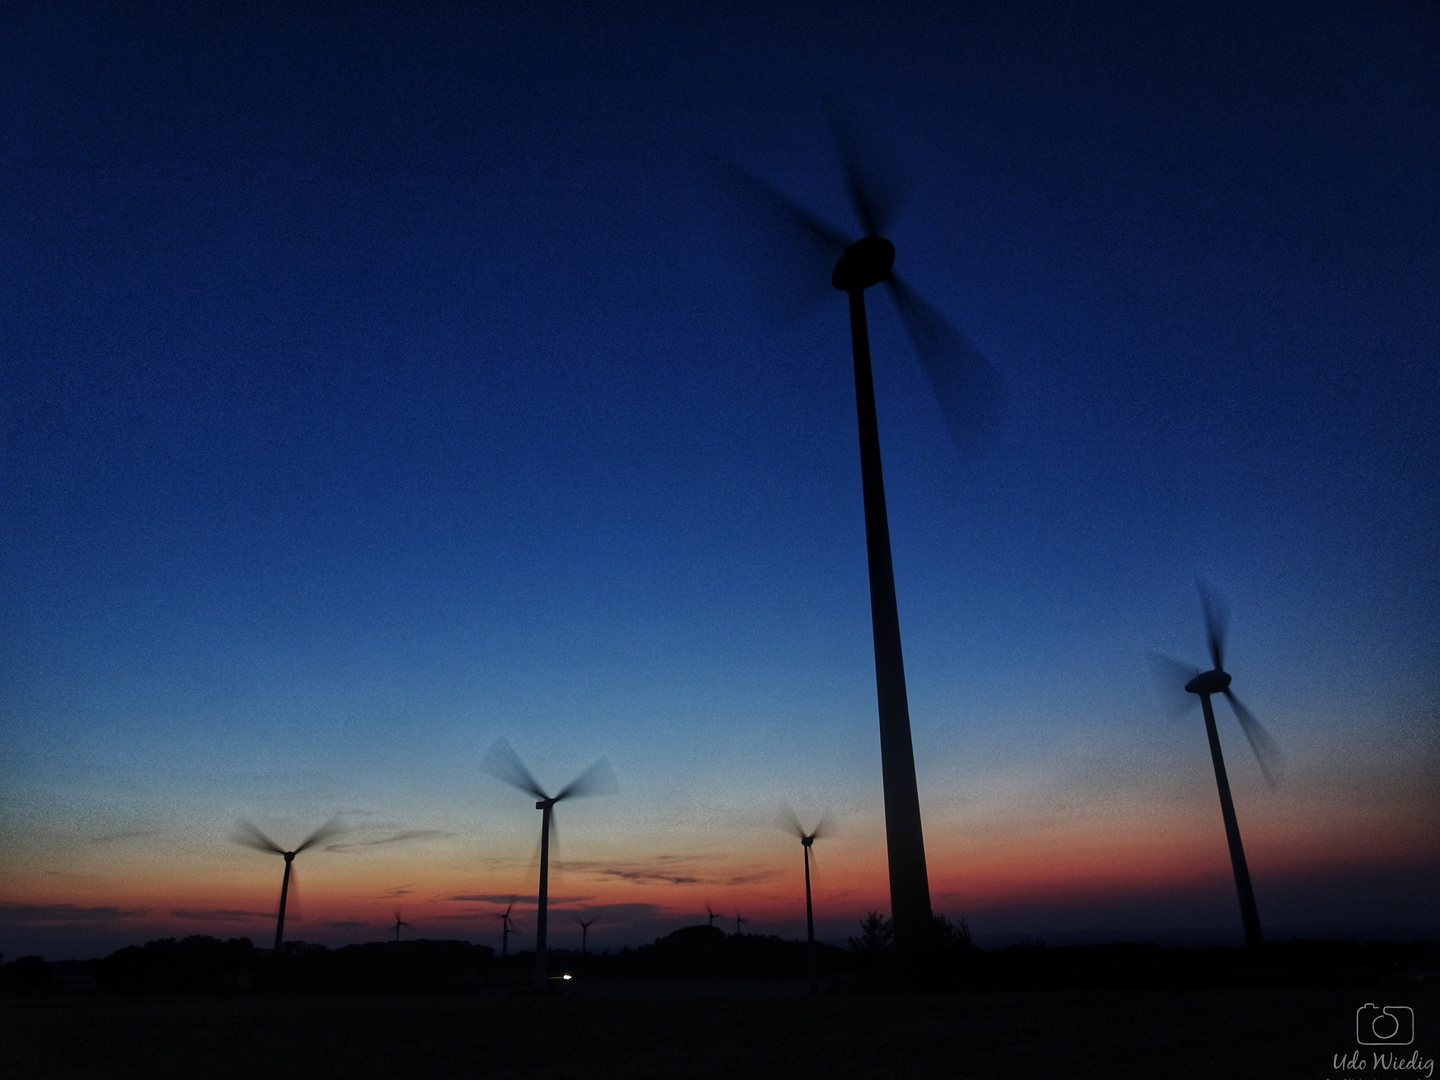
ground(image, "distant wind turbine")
xmin=716 ymin=105 xmax=1002 ymax=960
xmin=494 ymin=899 xmax=517 ymax=958
xmin=734 ymin=913 xmax=747 ymax=935
xmin=232 ymin=817 xmax=346 ymax=952
xmin=705 ymin=902 xmax=723 ymax=929
xmin=574 ymin=913 xmax=597 ymax=954
xmin=482 ymin=738 xmax=617 ymax=990
xmin=1151 ymin=581 xmax=1285 ymax=954
xmin=391 ymin=908 xmax=410 ymax=944
xmin=780 ymin=805 xmax=832 ymax=996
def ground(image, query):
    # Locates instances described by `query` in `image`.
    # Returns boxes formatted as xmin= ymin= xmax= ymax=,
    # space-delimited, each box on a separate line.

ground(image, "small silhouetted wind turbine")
xmin=482 ymin=738 xmax=617 ymax=990
xmin=1151 ymin=581 xmax=1285 ymax=954
xmin=232 ymin=817 xmax=345 ymax=952
xmin=705 ymin=903 xmax=723 ymax=929
xmin=734 ymin=913 xmax=747 ymax=935
xmin=780 ymin=805 xmax=832 ymax=996
xmin=716 ymin=107 xmax=1002 ymax=959
xmin=494 ymin=899 xmax=517 ymax=958
xmin=574 ymin=913 xmax=597 ymax=954
xmin=391 ymin=909 xmax=410 ymax=944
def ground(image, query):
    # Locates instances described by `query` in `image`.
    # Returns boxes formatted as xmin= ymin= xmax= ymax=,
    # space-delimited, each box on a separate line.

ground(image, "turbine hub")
xmin=1185 ymin=669 xmax=1232 ymax=696
xmin=831 ymin=235 xmax=895 ymax=292
xmin=284 ymin=851 xmax=295 ymax=862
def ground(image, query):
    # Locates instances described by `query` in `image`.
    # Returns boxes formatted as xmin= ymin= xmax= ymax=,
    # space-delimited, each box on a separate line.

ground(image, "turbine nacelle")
xmin=831 ymin=236 xmax=895 ymax=292
xmin=1185 ymin=669 xmax=1232 ymax=696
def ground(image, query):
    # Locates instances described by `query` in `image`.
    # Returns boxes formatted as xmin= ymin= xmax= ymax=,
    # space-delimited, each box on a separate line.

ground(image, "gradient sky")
xmin=2 ymin=1 xmax=1437 ymax=961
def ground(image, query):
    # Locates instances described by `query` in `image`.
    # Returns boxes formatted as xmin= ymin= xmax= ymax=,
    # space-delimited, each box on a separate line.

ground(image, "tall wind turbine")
xmin=780 ymin=805 xmax=832 ymax=997
xmin=482 ymin=738 xmax=616 ymax=990
xmin=391 ymin=909 xmax=411 ymax=944
xmin=705 ymin=903 xmax=723 ymax=929
xmin=716 ymin=109 xmax=1002 ymax=958
xmin=232 ymin=817 xmax=345 ymax=952
xmin=1151 ymin=581 xmax=1285 ymax=954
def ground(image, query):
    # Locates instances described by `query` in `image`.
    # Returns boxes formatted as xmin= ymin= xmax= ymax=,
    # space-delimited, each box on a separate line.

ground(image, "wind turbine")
xmin=734 ymin=913 xmax=747 ymax=935
xmin=574 ymin=913 xmax=597 ymax=954
xmin=232 ymin=817 xmax=345 ymax=952
xmin=493 ymin=899 xmax=517 ymax=958
xmin=780 ymin=805 xmax=832 ymax=996
xmin=705 ymin=902 xmax=723 ymax=929
xmin=1151 ymin=581 xmax=1285 ymax=954
xmin=482 ymin=738 xmax=617 ymax=990
xmin=391 ymin=909 xmax=410 ymax=944
xmin=715 ymin=108 xmax=1002 ymax=958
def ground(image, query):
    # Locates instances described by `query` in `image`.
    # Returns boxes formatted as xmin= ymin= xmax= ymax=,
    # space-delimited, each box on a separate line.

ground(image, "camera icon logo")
xmin=1357 ymin=1003 xmax=1414 ymax=1045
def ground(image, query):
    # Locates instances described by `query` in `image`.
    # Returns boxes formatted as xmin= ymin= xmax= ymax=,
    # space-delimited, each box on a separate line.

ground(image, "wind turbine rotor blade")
xmin=706 ymin=155 xmax=850 ymax=322
xmin=481 ymin=738 xmax=550 ymax=800
xmin=822 ymin=97 xmax=909 ymax=238
xmin=776 ymin=802 xmax=806 ymax=840
xmin=232 ymin=820 xmax=285 ymax=855
xmin=1147 ymin=652 xmax=1202 ymax=720
xmin=885 ymin=274 xmax=1003 ymax=463
xmin=555 ymin=757 xmax=618 ymax=801
xmin=810 ymin=810 xmax=835 ymax=842
xmin=295 ymin=815 xmax=347 ymax=854
xmin=1223 ymin=690 xmax=1286 ymax=789
xmin=1197 ymin=578 xmax=1228 ymax=671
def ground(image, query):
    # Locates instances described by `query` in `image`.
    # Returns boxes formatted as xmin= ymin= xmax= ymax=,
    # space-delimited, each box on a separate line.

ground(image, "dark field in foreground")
xmin=5 ymin=983 xmax=1436 ymax=1079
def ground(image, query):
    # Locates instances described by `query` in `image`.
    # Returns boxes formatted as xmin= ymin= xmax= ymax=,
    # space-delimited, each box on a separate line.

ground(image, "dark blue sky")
xmin=2 ymin=1 xmax=1437 ymax=958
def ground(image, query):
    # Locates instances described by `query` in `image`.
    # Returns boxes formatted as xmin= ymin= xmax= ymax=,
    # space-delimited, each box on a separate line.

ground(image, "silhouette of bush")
xmin=97 ymin=936 xmax=257 ymax=995
xmin=609 ymin=925 xmax=848 ymax=980
xmin=0 ymin=955 xmax=51 ymax=997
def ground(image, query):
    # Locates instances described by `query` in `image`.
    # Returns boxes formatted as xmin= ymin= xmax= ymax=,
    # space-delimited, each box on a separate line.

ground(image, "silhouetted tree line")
xmin=840 ymin=912 xmax=1439 ymax=993
xmin=0 ymin=954 xmax=51 ymax=996
xmin=93 ymin=935 xmax=493 ymax=995
xmin=599 ymin=925 xmax=851 ymax=980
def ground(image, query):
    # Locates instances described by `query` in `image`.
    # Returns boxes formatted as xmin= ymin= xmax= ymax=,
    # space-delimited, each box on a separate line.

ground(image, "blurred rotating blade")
xmin=777 ymin=802 xmax=806 ymax=840
xmin=822 ymin=97 xmax=909 ymax=238
xmin=706 ymin=155 xmax=850 ymax=322
xmin=296 ymin=815 xmax=346 ymax=854
xmin=886 ymin=274 xmax=1003 ymax=462
xmin=1223 ymin=690 xmax=1285 ymax=789
xmin=482 ymin=738 xmax=549 ymax=801
xmin=809 ymin=810 xmax=834 ymax=842
xmin=1197 ymin=578 xmax=1228 ymax=672
xmin=1147 ymin=652 xmax=1201 ymax=720
xmin=555 ymin=757 xmax=618 ymax=801
xmin=233 ymin=819 xmax=285 ymax=855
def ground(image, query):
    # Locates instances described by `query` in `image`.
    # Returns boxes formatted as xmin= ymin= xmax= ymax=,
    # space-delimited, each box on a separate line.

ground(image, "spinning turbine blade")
xmin=707 ymin=156 xmax=850 ymax=321
xmin=777 ymin=803 xmax=806 ymax=840
xmin=823 ymin=97 xmax=908 ymax=238
xmin=1223 ymin=690 xmax=1285 ymax=788
xmin=1198 ymin=578 xmax=1228 ymax=671
xmin=233 ymin=820 xmax=284 ymax=855
xmin=1147 ymin=652 xmax=1202 ymax=719
xmin=886 ymin=274 xmax=1002 ymax=462
xmin=555 ymin=757 xmax=618 ymax=801
xmin=482 ymin=738 xmax=549 ymax=800
xmin=809 ymin=810 xmax=835 ymax=842
xmin=296 ymin=815 xmax=346 ymax=853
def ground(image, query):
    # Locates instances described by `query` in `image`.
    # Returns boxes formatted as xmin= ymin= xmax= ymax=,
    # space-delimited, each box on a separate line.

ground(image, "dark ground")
xmin=4 ymin=981 xmax=1437 ymax=1079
